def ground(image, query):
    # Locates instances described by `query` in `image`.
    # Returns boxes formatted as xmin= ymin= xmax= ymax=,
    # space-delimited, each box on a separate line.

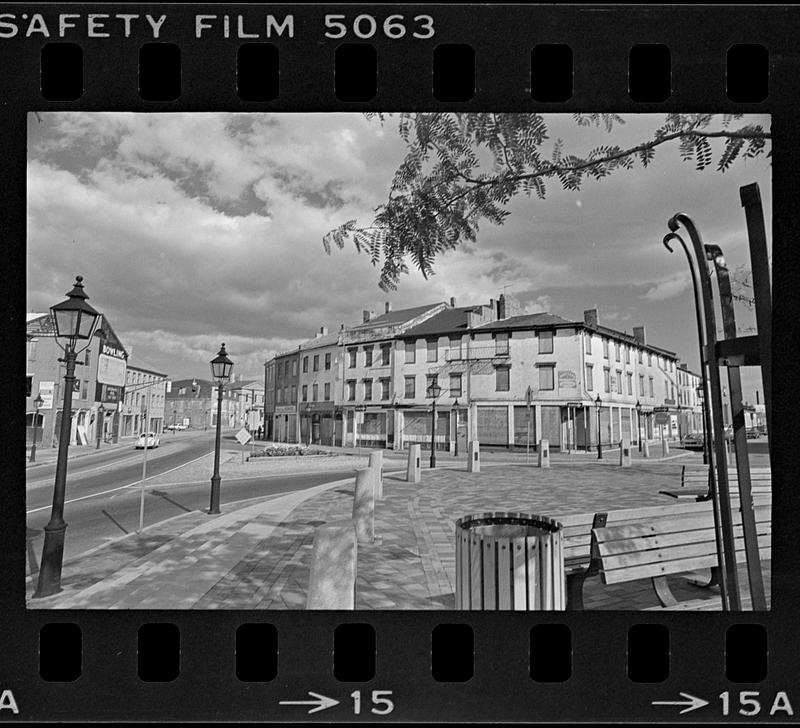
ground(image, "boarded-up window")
xmin=513 ymin=405 xmax=535 ymax=446
xmin=540 ymin=405 xmax=561 ymax=447
xmin=539 ymin=365 xmax=555 ymax=390
xmin=476 ymin=406 xmax=508 ymax=445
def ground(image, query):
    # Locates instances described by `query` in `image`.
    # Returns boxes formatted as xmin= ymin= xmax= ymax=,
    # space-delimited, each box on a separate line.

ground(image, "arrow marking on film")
xmin=652 ymin=692 xmax=709 ymax=714
xmin=279 ymin=692 xmax=339 ymax=714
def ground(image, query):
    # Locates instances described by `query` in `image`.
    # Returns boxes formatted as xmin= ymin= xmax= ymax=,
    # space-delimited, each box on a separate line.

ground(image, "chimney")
xmin=632 ymin=326 xmax=646 ymax=345
xmin=450 ymin=297 xmax=456 ymax=308
xmin=498 ymin=294 xmax=506 ymax=320
xmin=363 ymin=310 xmax=372 ymax=323
xmin=583 ymin=308 xmax=599 ymax=328
xmin=320 ymin=326 xmax=328 ymax=336
xmin=385 ymin=301 xmax=391 ymax=314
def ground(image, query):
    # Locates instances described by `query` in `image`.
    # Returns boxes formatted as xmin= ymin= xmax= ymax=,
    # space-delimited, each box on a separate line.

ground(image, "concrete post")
xmin=306 ymin=519 xmax=357 ymax=609
xmin=662 ymin=437 xmax=670 ymax=457
xmin=467 ymin=440 xmax=480 ymax=473
xmin=352 ymin=468 xmax=375 ymax=543
xmin=369 ymin=450 xmax=383 ymax=499
xmin=537 ymin=439 xmax=550 ymax=468
xmin=406 ymin=443 xmax=421 ymax=483
xmin=620 ymin=437 xmax=632 ymax=467
xmin=643 ymin=440 xmax=650 ymax=458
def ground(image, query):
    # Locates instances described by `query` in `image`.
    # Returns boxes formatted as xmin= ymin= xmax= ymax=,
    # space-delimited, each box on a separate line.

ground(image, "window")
xmin=615 ymin=342 xmax=620 ymax=362
xmin=496 ymin=332 xmax=510 ymax=356
xmin=603 ymin=368 xmax=610 ymax=393
xmin=638 ymin=348 xmax=643 ymax=364
xmin=364 ymin=346 xmax=373 ymax=367
xmin=84 ymin=348 xmax=91 ymax=367
xmin=639 ymin=374 xmax=645 ymax=396
xmin=302 ymin=385 xmax=308 ymax=401
xmin=380 ymin=343 xmax=391 ymax=366
xmin=325 ymin=353 xmax=331 ymax=370
xmin=648 ymin=352 xmax=652 ymax=366
xmin=616 ymin=371 xmax=623 ymax=394
xmin=291 ymin=385 xmax=297 ymax=403
xmin=363 ymin=379 xmax=373 ymax=401
xmin=625 ymin=346 xmax=631 ymax=365
xmin=449 ymin=336 xmax=462 ymax=359
xmin=496 ymin=365 xmax=510 ymax=391
xmin=292 ymin=360 xmax=297 ymax=376
xmin=26 ymin=375 xmax=32 ymax=397
xmin=347 ymin=380 xmax=356 ymax=401
xmin=602 ymin=338 xmax=609 ymax=359
xmin=405 ymin=340 xmax=416 ymax=363
xmin=626 ymin=373 xmax=633 ymax=395
xmin=381 ymin=378 xmax=390 ymax=400
xmin=348 ymin=348 xmax=357 ymax=368
xmin=585 ymin=364 xmax=593 ymax=391
xmin=450 ymin=373 xmax=462 ymax=398
xmin=313 ymin=355 xmax=319 ymax=371
xmin=538 ymin=330 xmax=553 ymax=354
xmin=538 ymin=365 xmax=554 ymax=391
xmin=404 ymin=375 xmax=415 ymax=399
xmin=178 ymin=387 xmax=186 ymax=396
xmin=277 ymin=388 xmax=283 ymax=404
xmin=584 ymin=332 xmax=592 ymax=354
xmin=81 ymin=380 xmax=88 ymax=399
xmin=648 ymin=377 xmax=654 ymax=397
xmin=427 ymin=339 xmax=438 ymax=362
xmin=426 ymin=374 xmax=439 ymax=396
xmin=324 ymin=382 xmax=331 ymax=400
xmin=303 ymin=356 xmax=308 ymax=373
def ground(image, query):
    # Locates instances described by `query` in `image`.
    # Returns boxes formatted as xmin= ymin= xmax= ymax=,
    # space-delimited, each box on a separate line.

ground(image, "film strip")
xmin=4 ymin=3 xmax=799 ymax=723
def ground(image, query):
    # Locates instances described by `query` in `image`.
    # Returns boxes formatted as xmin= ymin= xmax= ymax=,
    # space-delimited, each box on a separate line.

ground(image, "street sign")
xmin=653 ymin=406 xmax=670 ymax=413
xmin=235 ymin=427 xmax=252 ymax=445
xmin=654 ymin=413 xmax=670 ymax=425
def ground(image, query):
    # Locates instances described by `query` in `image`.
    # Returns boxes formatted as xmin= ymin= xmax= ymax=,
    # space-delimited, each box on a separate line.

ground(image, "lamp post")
xmin=595 ymin=393 xmax=603 ymax=459
xmin=209 ymin=343 xmax=234 ymax=514
xmin=453 ymin=398 xmax=459 ymax=457
xmin=34 ymin=276 xmax=102 ymax=598
xmin=635 ymin=400 xmax=642 ymax=453
xmin=95 ymin=403 xmax=105 ymax=449
xmin=29 ymin=392 xmax=44 ymax=463
xmin=426 ymin=379 xmax=442 ymax=468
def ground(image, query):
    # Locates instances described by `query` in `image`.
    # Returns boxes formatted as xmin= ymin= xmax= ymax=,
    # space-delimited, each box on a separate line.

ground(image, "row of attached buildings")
xmin=263 ymin=295 xmax=706 ymax=452
xmin=26 ymin=312 xmax=266 ymax=450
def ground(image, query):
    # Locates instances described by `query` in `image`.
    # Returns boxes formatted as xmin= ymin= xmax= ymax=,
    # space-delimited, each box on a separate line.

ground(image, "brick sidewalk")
xmin=28 ymin=459 xmax=770 ymax=611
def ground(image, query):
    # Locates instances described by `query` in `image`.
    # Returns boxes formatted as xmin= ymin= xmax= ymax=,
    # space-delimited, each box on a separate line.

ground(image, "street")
xmin=25 ymin=431 xmax=360 ymax=576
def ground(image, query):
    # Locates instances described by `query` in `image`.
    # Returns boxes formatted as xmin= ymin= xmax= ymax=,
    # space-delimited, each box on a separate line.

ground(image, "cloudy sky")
xmin=27 ymin=112 xmax=771 ymax=401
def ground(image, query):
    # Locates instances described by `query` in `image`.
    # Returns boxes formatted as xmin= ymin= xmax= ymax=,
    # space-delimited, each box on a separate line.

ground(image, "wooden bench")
xmin=590 ymin=498 xmax=771 ymax=609
xmin=560 ymin=500 xmax=736 ymax=609
xmin=659 ymin=465 xmax=771 ymax=501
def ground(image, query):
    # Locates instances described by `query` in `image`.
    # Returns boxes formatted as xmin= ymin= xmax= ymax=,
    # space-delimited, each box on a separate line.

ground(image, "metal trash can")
xmin=455 ymin=512 xmax=566 ymax=610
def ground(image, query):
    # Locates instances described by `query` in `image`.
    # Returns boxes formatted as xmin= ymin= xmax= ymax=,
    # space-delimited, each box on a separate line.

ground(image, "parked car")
xmin=746 ymin=427 xmax=761 ymax=439
xmin=681 ymin=432 xmax=705 ymax=450
xmin=135 ymin=432 xmax=161 ymax=449
xmin=166 ymin=423 xmax=188 ymax=431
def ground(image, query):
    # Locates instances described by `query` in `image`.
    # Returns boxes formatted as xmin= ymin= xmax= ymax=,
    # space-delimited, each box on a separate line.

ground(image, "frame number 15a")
xmin=351 ymin=690 xmax=394 ymax=716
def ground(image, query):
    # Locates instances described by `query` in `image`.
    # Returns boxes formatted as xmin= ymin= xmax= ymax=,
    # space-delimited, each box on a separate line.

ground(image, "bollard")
xmin=368 ymin=450 xmax=383 ymax=499
xmin=352 ymin=468 xmax=376 ymax=543
xmin=306 ymin=519 xmax=357 ymax=609
xmin=406 ymin=444 xmax=421 ymax=483
xmin=537 ymin=439 xmax=550 ymax=468
xmin=467 ymin=440 xmax=480 ymax=473
xmin=662 ymin=438 xmax=669 ymax=457
xmin=642 ymin=440 xmax=650 ymax=458
xmin=619 ymin=437 xmax=632 ymax=467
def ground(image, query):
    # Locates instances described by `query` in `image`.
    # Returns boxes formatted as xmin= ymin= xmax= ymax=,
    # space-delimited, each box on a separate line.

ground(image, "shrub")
xmin=248 ymin=446 xmax=331 ymax=459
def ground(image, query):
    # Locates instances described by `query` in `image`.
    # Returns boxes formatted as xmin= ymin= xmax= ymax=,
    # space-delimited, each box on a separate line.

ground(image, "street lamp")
xmin=29 ymin=392 xmax=44 ymax=463
xmin=595 ymin=393 xmax=603 ymax=460
xmin=453 ymin=398 xmax=459 ymax=457
xmin=635 ymin=400 xmax=642 ymax=453
xmin=34 ymin=276 xmax=102 ymax=598
xmin=209 ymin=343 xmax=234 ymax=514
xmin=426 ymin=379 xmax=442 ymax=468
xmin=95 ymin=403 xmax=105 ymax=449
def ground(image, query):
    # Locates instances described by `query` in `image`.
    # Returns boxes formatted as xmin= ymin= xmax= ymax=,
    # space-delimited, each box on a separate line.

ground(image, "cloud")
xmin=642 ymin=272 xmax=692 ymax=301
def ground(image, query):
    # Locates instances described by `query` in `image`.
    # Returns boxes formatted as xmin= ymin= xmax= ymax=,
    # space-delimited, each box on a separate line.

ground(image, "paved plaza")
xmin=27 ymin=445 xmax=771 ymax=611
